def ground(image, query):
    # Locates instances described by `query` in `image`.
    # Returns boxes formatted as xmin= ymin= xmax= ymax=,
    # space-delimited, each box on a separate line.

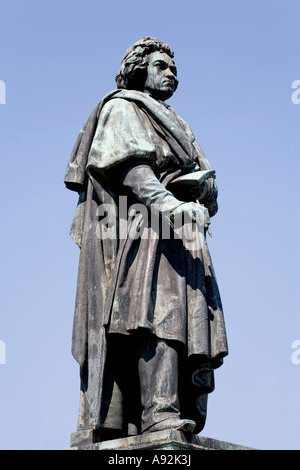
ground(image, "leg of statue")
xmin=100 ymin=334 xmax=142 ymax=438
xmin=138 ymin=335 xmax=196 ymax=433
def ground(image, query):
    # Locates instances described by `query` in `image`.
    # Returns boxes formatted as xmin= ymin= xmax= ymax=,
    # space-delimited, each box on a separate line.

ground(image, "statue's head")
xmin=116 ymin=37 xmax=179 ymax=101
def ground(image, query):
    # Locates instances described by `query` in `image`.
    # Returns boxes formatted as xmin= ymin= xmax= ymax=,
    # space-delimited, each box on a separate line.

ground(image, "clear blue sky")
xmin=0 ymin=0 xmax=299 ymax=450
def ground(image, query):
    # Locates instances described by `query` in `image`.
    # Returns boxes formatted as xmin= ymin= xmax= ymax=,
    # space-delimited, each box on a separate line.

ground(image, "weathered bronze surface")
xmin=65 ymin=37 xmax=228 ymax=444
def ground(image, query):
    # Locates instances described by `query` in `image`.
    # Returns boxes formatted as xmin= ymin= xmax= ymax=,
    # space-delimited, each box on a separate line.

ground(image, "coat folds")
xmin=65 ymin=90 xmax=228 ymax=430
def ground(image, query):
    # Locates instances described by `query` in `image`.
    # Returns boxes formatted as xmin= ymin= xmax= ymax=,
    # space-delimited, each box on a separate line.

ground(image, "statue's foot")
xmin=144 ymin=418 xmax=196 ymax=433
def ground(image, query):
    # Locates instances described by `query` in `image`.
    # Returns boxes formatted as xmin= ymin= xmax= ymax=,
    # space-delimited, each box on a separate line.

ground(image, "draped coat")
xmin=65 ymin=89 xmax=228 ymax=431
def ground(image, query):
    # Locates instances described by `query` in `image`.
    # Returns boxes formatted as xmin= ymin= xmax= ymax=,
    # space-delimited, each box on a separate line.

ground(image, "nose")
xmin=165 ymin=67 xmax=175 ymax=78
xmin=165 ymin=68 xmax=178 ymax=88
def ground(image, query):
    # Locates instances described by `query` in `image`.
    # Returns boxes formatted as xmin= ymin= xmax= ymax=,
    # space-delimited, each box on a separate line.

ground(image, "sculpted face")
xmin=143 ymin=51 xmax=178 ymax=101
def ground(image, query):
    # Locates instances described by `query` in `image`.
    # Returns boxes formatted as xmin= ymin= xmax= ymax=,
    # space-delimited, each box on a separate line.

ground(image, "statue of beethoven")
xmin=65 ymin=37 xmax=228 ymax=442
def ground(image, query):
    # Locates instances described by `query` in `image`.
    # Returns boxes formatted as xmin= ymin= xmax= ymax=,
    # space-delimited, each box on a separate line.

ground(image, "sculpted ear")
xmin=116 ymin=72 xmax=126 ymax=89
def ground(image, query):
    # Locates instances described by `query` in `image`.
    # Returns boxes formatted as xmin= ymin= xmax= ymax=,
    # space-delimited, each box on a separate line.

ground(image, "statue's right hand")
xmin=170 ymin=202 xmax=210 ymax=227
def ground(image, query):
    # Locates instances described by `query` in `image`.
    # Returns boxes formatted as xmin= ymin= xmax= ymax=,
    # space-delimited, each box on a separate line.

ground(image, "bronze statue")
xmin=65 ymin=37 xmax=228 ymax=444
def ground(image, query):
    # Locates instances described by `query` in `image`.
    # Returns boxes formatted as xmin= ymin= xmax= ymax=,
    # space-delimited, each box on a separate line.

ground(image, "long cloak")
xmin=64 ymin=90 xmax=228 ymax=432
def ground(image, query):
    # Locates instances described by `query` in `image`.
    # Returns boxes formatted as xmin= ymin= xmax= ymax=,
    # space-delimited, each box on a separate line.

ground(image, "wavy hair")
xmin=115 ymin=37 xmax=178 ymax=92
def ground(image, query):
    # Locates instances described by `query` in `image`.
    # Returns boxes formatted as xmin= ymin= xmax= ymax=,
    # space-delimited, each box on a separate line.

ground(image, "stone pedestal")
xmin=69 ymin=429 xmax=253 ymax=451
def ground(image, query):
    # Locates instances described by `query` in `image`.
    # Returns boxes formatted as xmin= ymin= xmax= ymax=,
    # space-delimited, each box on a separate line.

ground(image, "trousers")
xmin=100 ymin=333 xmax=182 ymax=436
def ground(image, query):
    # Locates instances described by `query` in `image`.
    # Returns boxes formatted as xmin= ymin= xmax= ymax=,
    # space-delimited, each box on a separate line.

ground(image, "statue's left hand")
xmin=198 ymin=178 xmax=218 ymax=203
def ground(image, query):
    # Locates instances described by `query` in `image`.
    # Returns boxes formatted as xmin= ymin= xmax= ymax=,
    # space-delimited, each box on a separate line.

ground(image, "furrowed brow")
xmin=153 ymin=60 xmax=177 ymax=75
xmin=153 ymin=59 xmax=168 ymax=66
